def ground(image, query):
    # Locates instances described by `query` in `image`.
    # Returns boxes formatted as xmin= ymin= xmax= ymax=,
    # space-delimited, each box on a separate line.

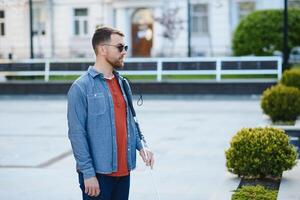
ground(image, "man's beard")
xmin=107 ymin=56 xmax=124 ymax=69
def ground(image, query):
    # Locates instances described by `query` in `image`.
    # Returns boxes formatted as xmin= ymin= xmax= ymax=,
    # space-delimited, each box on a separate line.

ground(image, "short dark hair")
xmin=92 ymin=26 xmax=124 ymax=54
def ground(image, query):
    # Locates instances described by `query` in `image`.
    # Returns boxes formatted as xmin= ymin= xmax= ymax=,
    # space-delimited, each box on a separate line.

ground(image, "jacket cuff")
xmin=82 ymin=167 xmax=96 ymax=179
xmin=136 ymin=139 xmax=143 ymax=151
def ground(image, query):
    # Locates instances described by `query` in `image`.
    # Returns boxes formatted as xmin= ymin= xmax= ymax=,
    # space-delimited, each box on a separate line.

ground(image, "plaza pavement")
xmin=0 ymin=95 xmax=276 ymax=200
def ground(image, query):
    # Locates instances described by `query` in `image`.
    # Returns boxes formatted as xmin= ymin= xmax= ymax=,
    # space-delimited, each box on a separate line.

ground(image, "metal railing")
xmin=0 ymin=56 xmax=282 ymax=82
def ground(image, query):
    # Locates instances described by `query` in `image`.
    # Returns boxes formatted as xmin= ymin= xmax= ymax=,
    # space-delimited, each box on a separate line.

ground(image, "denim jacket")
xmin=67 ymin=66 xmax=143 ymax=179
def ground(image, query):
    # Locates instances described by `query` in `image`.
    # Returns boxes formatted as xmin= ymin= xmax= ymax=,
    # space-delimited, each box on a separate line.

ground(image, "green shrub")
xmin=281 ymin=68 xmax=300 ymax=90
xmin=225 ymin=127 xmax=297 ymax=178
xmin=233 ymin=9 xmax=300 ymax=56
xmin=232 ymin=185 xmax=277 ymax=200
xmin=261 ymin=84 xmax=300 ymax=123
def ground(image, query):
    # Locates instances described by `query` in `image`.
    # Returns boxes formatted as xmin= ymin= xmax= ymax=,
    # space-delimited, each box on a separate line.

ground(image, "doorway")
xmin=131 ymin=8 xmax=153 ymax=57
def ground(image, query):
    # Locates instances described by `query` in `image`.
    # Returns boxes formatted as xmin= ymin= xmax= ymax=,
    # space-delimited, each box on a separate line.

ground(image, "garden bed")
xmin=239 ymin=177 xmax=281 ymax=190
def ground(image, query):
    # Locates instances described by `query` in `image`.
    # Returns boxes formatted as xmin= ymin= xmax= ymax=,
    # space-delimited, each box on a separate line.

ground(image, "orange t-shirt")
xmin=106 ymin=76 xmax=129 ymax=177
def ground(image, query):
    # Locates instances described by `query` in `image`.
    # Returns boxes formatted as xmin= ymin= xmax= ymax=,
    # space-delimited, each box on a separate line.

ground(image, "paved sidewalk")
xmin=278 ymin=163 xmax=300 ymax=200
xmin=0 ymin=95 xmax=268 ymax=200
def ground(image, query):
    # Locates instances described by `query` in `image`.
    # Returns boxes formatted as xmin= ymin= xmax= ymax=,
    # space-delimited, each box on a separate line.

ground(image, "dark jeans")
xmin=78 ymin=172 xmax=130 ymax=200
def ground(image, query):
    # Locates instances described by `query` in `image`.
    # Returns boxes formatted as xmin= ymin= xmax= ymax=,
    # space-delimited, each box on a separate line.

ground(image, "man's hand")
xmin=84 ymin=176 xmax=100 ymax=197
xmin=139 ymin=149 xmax=154 ymax=169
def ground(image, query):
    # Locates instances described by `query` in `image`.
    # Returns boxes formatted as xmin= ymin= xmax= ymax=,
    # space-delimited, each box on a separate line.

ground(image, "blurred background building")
xmin=0 ymin=0 xmax=300 ymax=59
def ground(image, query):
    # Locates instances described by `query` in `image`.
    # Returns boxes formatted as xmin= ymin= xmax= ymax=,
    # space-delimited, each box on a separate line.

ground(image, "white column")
xmin=210 ymin=0 xmax=231 ymax=56
xmin=115 ymin=8 xmax=127 ymax=33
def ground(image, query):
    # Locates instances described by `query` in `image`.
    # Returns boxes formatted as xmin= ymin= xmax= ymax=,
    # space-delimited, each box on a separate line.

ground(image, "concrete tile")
xmin=0 ymin=137 xmax=71 ymax=167
xmin=278 ymin=163 xmax=300 ymax=200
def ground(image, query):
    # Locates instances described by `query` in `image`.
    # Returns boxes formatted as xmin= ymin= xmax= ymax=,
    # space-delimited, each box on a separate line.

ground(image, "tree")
xmin=154 ymin=6 xmax=184 ymax=56
xmin=232 ymin=9 xmax=300 ymax=56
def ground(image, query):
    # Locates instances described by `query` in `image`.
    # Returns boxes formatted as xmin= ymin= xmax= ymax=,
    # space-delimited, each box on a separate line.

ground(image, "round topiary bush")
xmin=232 ymin=9 xmax=300 ymax=56
xmin=225 ymin=127 xmax=297 ymax=178
xmin=232 ymin=185 xmax=277 ymax=200
xmin=261 ymin=84 xmax=300 ymax=123
xmin=280 ymin=68 xmax=300 ymax=90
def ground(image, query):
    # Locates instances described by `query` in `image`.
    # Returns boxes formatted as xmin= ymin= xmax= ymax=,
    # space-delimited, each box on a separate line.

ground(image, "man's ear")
xmin=98 ymin=45 xmax=107 ymax=56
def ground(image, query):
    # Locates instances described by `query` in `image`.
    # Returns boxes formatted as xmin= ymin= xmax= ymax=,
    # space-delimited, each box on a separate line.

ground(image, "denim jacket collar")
xmin=87 ymin=66 xmax=103 ymax=78
xmin=88 ymin=66 xmax=120 ymax=79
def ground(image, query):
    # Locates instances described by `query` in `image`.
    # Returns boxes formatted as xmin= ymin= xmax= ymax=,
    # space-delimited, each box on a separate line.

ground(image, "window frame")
xmin=73 ymin=8 xmax=89 ymax=37
xmin=237 ymin=1 xmax=256 ymax=22
xmin=191 ymin=3 xmax=209 ymax=36
xmin=289 ymin=0 xmax=300 ymax=8
xmin=32 ymin=5 xmax=46 ymax=36
xmin=0 ymin=10 xmax=5 ymax=36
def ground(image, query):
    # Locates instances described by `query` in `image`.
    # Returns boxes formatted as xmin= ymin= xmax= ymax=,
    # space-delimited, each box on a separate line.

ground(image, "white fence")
xmin=0 ymin=56 xmax=282 ymax=82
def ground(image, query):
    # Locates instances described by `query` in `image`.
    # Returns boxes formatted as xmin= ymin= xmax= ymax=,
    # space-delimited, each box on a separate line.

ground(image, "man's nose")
xmin=121 ymin=50 xmax=127 ymax=55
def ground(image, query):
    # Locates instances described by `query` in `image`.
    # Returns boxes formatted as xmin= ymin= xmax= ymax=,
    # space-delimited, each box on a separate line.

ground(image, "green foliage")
xmin=225 ymin=127 xmax=297 ymax=178
xmin=281 ymin=68 xmax=300 ymax=90
xmin=232 ymin=185 xmax=277 ymax=200
xmin=261 ymin=84 xmax=300 ymax=123
xmin=233 ymin=9 xmax=300 ymax=56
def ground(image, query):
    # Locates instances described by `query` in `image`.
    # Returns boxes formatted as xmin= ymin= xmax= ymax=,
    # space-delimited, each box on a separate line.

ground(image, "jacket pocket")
xmin=87 ymin=93 xmax=106 ymax=115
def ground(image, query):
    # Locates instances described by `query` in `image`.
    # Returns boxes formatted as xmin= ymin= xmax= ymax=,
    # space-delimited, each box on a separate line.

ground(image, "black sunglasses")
xmin=101 ymin=44 xmax=128 ymax=53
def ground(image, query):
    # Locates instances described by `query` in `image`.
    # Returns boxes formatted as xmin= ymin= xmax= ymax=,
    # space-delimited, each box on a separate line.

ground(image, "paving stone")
xmin=277 ymin=164 xmax=300 ymax=200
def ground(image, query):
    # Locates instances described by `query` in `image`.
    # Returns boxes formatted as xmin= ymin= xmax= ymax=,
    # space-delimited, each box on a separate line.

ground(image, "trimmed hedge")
xmin=232 ymin=185 xmax=277 ymax=200
xmin=225 ymin=127 xmax=297 ymax=178
xmin=261 ymin=84 xmax=300 ymax=123
xmin=281 ymin=68 xmax=300 ymax=90
xmin=233 ymin=9 xmax=300 ymax=56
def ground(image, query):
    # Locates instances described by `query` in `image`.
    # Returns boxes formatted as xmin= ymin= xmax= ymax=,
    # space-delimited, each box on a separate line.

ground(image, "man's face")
xmin=104 ymin=34 xmax=127 ymax=69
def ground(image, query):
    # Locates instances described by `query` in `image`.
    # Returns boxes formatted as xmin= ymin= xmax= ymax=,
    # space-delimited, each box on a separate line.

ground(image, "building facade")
xmin=0 ymin=0 xmax=299 ymax=59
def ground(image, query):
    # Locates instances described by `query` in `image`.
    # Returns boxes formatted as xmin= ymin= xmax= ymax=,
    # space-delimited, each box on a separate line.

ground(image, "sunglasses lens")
xmin=116 ymin=46 xmax=121 ymax=52
xmin=117 ymin=45 xmax=128 ymax=52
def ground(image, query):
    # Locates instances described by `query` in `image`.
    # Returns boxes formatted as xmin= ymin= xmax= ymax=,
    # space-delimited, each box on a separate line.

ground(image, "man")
xmin=67 ymin=26 xmax=154 ymax=200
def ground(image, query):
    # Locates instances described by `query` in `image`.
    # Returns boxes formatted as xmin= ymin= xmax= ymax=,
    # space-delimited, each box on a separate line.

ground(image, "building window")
xmin=237 ymin=2 xmax=255 ymax=22
xmin=0 ymin=10 xmax=5 ymax=36
xmin=33 ymin=6 xmax=46 ymax=35
xmin=191 ymin=4 xmax=209 ymax=35
xmin=74 ymin=8 xmax=88 ymax=36
xmin=289 ymin=0 xmax=300 ymax=8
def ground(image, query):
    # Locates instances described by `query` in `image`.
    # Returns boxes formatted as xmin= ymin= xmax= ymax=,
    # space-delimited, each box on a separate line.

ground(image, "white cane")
xmin=121 ymin=78 xmax=161 ymax=200
xmin=140 ymin=130 xmax=160 ymax=200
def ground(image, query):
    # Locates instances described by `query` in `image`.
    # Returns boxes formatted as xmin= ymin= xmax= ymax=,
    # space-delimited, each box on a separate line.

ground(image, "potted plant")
xmin=261 ymin=68 xmax=300 ymax=154
xmin=225 ymin=127 xmax=298 ymax=199
xmin=261 ymin=84 xmax=300 ymax=126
